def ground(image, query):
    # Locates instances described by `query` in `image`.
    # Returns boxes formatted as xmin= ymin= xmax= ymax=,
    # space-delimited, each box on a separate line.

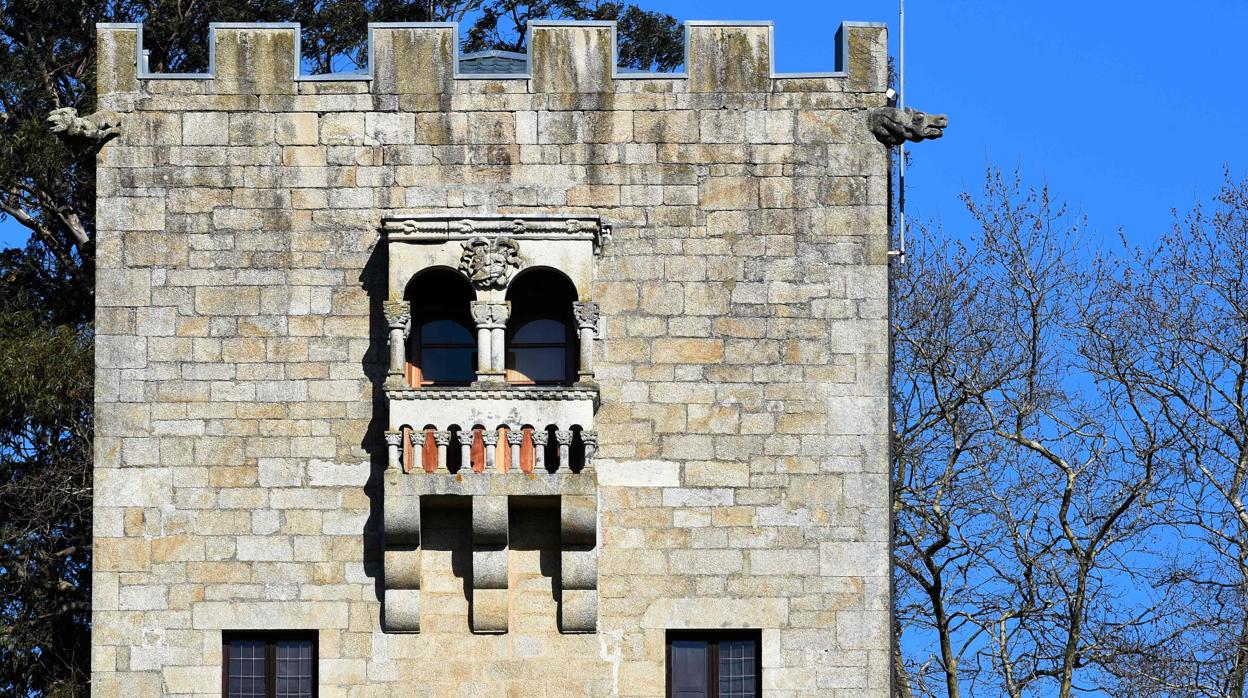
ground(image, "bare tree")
xmin=894 ymin=169 xmax=1165 ymax=698
xmin=1088 ymin=175 xmax=1248 ymax=698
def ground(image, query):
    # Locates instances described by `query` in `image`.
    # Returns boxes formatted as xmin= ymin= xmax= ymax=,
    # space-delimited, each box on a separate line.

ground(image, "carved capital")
xmin=470 ymin=301 xmax=511 ymax=328
xmin=506 ymin=430 xmax=525 ymax=447
xmin=581 ymin=430 xmax=598 ymax=451
xmin=531 ymin=431 xmax=549 ymax=447
xmin=868 ymin=106 xmax=948 ymax=147
xmin=459 ymin=236 xmax=521 ymax=290
xmin=407 ymin=429 xmax=423 ymax=449
xmin=433 ymin=430 xmax=453 ymax=447
xmin=383 ymin=300 xmax=411 ymax=330
xmin=572 ymin=301 xmax=600 ymax=331
xmin=481 ymin=430 xmax=499 ymax=446
xmin=385 ymin=430 xmax=404 ymax=448
xmin=554 ymin=430 xmax=574 ymax=446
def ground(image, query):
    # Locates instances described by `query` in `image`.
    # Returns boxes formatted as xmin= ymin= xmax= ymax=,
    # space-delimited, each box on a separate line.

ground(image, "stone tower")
xmin=92 ymin=19 xmax=892 ymax=697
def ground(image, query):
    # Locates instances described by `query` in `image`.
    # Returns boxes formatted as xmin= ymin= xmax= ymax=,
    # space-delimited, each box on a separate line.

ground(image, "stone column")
xmin=506 ymin=428 xmax=525 ymax=474
xmin=407 ymin=429 xmax=424 ymax=473
xmin=581 ymin=430 xmax=598 ymax=473
xmin=482 ymin=429 xmax=499 ymax=472
xmin=383 ymin=300 xmax=410 ymax=390
xmin=572 ymin=301 xmax=599 ymax=384
xmin=433 ymin=430 xmax=452 ymax=473
xmin=459 ymin=431 xmax=472 ymax=475
xmin=555 ymin=430 xmax=574 ymax=472
xmin=385 ymin=430 xmax=403 ymax=471
xmin=531 ymin=430 xmax=549 ymax=472
xmin=470 ymin=301 xmax=510 ymax=384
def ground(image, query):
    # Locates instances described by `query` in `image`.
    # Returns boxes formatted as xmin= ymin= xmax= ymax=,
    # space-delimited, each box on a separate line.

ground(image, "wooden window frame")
xmin=221 ymin=630 xmax=319 ymax=698
xmin=665 ymin=630 xmax=762 ymax=698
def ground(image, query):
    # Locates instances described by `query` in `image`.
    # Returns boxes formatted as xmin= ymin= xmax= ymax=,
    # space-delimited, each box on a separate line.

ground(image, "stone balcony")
xmin=382 ymin=385 xmax=599 ymax=635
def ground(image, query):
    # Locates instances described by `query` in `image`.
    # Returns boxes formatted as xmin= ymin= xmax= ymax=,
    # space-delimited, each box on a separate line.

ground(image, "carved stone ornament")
xmin=868 ymin=107 xmax=949 ymax=147
xmin=382 ymin=300 xmax=411 ymax=330
xmin=470 ymin=301 xmax=511 ymax=328
xmin=459 ymin=236 xmax=521 ymax=289
xmin=572 ymin=301 xmax=600 ymax=330
xmin=46 ymin=107 xmax=121 ymax=146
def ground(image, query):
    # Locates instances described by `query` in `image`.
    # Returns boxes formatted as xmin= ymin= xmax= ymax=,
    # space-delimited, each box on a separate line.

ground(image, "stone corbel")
xmin=471 ymin=496 xmax=509 ymax=633
xmin=383 ymin=491 xmax=421 ymax=633
xmin=383 ymin=300 xmax=411 ymax=390
xmin=560 ymin=495 xmax=598 ymax=633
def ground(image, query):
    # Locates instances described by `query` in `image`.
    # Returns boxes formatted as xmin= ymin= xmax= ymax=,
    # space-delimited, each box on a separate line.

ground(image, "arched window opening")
xmin=505 ymin=269 xmax=578 ymax=385
xmin=406 ymin=268 xmax=476 ymax=386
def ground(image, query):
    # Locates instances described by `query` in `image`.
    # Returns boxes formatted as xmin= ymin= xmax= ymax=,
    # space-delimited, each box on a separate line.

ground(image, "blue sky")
xmin=4 ymin=0 xmax=1245 ymax=250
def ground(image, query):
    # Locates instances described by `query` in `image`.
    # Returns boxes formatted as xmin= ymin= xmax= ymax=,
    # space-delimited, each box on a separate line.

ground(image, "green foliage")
xmin=0 ymin=246 xmax=93 ymax=697
xmin=463 ymin=0 xmax=683 ymax=70
xmin=0 ymin=1 xmax=681 ymax=694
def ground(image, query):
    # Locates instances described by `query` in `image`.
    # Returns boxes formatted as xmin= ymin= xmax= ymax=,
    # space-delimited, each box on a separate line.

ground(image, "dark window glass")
xmin=406 ymin=269 xmax=476 ymax=386
xmin=511 ymin=347 xmax=567 ymax=383
xmin=513 ymin=318 xmax=566 ymax=343
xmin=420 ymin=346 xmax=476 ymax=384
xmin=227 ymin=640 xmax=266 ymax=698
xmin=718 ymin=640 xmax=757 ymax=698
xmin=670 ymin=640 xmax=710 ymax=698
xmin=505 ymin=270 xmax=578 ymax=385
xmin=421 ymin=319 xmax=474 ymax=344
xmin=508 ymin=319 xmax=570 ymax=384
xmin=223 ymin=632 xmax=316 ymax=698
xmin=667 ymin=631 xmax=760 ymax=698
xmin=275 ymin=641 xmax=314 ymax=698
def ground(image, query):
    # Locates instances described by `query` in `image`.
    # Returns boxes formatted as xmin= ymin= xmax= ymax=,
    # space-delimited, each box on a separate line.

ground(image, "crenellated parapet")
xmin=95 ymin=20 xmax=887 ymax=102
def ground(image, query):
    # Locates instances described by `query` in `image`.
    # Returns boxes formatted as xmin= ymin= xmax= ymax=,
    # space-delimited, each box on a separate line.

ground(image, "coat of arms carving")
xmin=459 ymin=236 xmax=521 ymax=289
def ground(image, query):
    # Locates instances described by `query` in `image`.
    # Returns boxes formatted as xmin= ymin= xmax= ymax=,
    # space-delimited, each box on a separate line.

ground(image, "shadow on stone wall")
xmin=359 ymin=241 xmax=389 ymax=612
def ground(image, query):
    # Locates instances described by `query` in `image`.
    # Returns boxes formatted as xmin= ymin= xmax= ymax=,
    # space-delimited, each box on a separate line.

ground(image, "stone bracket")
xmin=381 ymin=490 xmax=598 ymax=634
xmin=382 ymin=495 xmax=421 ymax=633
xmin=471 ymin=495 xmax=509 ymax=633
xmin=560 ymin=495 xmax=598 ymax=633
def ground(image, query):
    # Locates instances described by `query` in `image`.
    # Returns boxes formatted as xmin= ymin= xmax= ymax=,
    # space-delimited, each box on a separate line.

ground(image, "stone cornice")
xmin=386 ymin=386 xmax=599 ymax=402
xmin=381 ymin=214 xmax=611 ymax=253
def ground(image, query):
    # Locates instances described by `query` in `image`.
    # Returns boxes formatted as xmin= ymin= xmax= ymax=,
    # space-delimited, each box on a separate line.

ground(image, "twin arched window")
xmin=405 ymin=267 xmax=578 ymax=386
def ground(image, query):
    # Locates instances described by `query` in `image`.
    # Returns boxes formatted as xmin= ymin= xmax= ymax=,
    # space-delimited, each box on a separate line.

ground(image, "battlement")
xmin=96 ymin=20 xmax=886 ymax=98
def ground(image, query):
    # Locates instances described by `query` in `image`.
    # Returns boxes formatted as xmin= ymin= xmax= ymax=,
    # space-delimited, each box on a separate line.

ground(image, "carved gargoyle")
xmin=868 ymin=107 xmax=948 ymax=147
xmin=46 ymin=107 xmax=121 ymax=146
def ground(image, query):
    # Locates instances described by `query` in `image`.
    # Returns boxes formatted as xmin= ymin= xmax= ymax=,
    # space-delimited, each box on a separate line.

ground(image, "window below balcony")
xmin=666 ymin=630 xmax=761 ymax=698
xmin=222 ymin=631 xmax=317 ymax=698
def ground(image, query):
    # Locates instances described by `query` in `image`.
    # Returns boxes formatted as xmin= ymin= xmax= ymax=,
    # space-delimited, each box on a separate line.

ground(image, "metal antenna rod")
xmin=897 ymin=0 xmax=907 ymax=264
